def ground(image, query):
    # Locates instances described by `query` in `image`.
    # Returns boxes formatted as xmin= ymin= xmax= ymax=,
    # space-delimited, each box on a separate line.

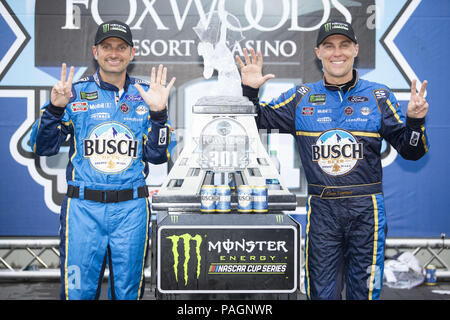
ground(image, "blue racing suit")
xmin=243 ymin=70 xmax=429 ymax=299
xmin=30 ymin=70 xmax=172 ymax=300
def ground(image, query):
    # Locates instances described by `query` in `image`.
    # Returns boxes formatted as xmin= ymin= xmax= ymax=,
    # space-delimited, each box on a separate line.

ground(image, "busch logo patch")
xmin=312 ymin=129 xmax=363 ymax=176
xmin=83 ymin=122 xmax=138 ymax=174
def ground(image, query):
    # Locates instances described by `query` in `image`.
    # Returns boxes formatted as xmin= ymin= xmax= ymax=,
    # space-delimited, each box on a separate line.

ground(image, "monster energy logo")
xmin=166 ymin=234 xmax=202 ymax=285
xmin=324 ymin=23 xmax=332 ymax=32
xmin=275 ymin=215 xmax=284 ymax=223
xmin=103 ymin=24 xmax=110 ymax=33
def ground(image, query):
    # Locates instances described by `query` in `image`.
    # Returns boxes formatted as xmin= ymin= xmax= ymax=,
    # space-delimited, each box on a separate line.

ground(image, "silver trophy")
xmin=152 ymin=10 xmax=296 ymax=213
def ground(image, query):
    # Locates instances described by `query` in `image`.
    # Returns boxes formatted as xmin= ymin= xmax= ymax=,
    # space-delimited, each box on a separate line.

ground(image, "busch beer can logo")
xmin=312 ymin=129 xmax=363 ymax=176
xmin=83 ymin=122 xmax=138 ymax=174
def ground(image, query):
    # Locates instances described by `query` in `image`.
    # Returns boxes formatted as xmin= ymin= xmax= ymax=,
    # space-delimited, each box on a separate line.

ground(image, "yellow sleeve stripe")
xmin=386 ymin=99 xmax=403 ymax=124
xmin=296 ymin=131 xmax=380 ymax=138
xmin=261 ymin=93 xmax=296 ymax=110
xmin=421 ymin=125 xmax=429 ymax=153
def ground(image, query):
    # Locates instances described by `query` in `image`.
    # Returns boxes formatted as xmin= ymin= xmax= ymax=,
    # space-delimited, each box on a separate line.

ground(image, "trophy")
xmin=152 ymin=10 xmax=296 ymax=213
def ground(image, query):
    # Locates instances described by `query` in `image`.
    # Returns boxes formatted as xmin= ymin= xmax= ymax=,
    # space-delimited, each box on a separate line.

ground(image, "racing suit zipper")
xmin=338 ymin=90 xmax=343 ymax=102
xmin=115 ymin=91 xmax=119 ymax=106
xmin=115 ymin=89 xmax=125 ymax=106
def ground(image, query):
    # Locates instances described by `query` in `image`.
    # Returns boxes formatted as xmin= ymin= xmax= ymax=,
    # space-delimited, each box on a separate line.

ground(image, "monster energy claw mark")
xmin=166 ymin=234 xmax=202 ymax=286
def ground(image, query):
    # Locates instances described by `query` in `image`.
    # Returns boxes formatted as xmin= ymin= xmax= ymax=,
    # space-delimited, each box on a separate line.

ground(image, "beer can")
xmin=215 ymin=185 xmax=231 ymax=213
xmin=425 ymin=265 xmax=437 ymax=285
xmin=252 ymin=185 xmax=268 ymax=213
xmin=237 ymin=185 xmax=253 ymax=213
xmin=200 ymin=185 xmax=216 ymax=213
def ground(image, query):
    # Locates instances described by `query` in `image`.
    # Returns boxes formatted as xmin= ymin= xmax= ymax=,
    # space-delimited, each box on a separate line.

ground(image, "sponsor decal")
xmin=90 ymin=112 xmax=110 ymax=120
xmin=302 ymin=106 xmax=314 ymax=115
xmin=345 ymin=117 xmax=368 ymax=122
xmin=103 ymin=23 xmax=127 ymax=34
xmin=344 ymin=106 xmax=354 ymax=116
xmin=71 ymin=102 xmax=88 ymax=112
xmin=297 ymin=86 xmax=310 ymax=96
xmin=347 ymin=95 xmax=369 ymax=103
xmin=124 ymin=117 xmax=143 ymax=122
xmin=80 ymin=91 xmax=98 ymax=101
xmin=360 ymin=106 xmax=371 ymax=116
xmin=374 ymin=89 xmax=388 ymax=100
xmin=83 ymin=122 xmax=138 ymax=174
xmin=119 ymin=102 xmax=130 ymax=114
xmin=89 ymin=102 xmax=112 ymax=110
xmin=124 ymin=94 xmax=144 ymax=102
xmin=317 ymin=116 xmax=332 ymax=123
xmin=324 ymin=21 xmax=349 ymax=32
xmin=159 ymin=127 xmax=168 ymax=145
xmin=312 ymin=129 xmax=363 ymax=176
xmin=136 ymin=105 xmax=148 ymax=116
xmin=308 ymin=94 xmax=326 ymax=105
xmin=410 ymin=131 xmax=420 ymax=146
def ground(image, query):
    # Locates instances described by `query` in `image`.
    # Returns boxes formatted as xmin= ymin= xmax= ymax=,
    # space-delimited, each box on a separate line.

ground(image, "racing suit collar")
xmin=93 ymin=69 xmax=132 ymax=92
xmin=323 ymin=69 xmax=359 ymax=93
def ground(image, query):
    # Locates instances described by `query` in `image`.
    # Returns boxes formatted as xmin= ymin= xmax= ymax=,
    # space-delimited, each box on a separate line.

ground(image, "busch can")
xmin=200 ymin=185 xmax=216 ymax=213
xmin=425 ymin=265 xmax=437 ymax=285
xmin=252 ymin=185 xmax=268 ymax=213
xmin=215 ymin=185 xmax=231 ymax=213
xmin=237 ymin=185 xmax=253 ymax=213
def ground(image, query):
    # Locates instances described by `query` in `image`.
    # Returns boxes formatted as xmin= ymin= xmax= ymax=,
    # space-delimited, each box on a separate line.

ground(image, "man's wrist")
xmin=242 ymin=84 xmax=259 ymax=99
xmin=46 ymin=103 xmax=66 ymax=118
xmin=406 ymin=116 xmax=425 ymax=129
xmin=149 ymin=108 xmax=168 ymax=122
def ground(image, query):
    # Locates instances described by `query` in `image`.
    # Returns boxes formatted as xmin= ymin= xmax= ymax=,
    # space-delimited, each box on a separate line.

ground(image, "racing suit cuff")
xmin=46 ymin=103 xmax=66 ymax=118
xmin=242 ymin=84 xmax=259 ymax=100
xmin=406 ymin=116 xmax=425 ymax=129
xmin=149 ymin=108 xmax=168 ymax=122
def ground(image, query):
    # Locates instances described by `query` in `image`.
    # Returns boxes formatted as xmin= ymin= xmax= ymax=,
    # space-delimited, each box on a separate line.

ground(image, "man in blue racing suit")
xmin=236 ymin=20 xmax=430 ymax=299
xmin=30 ymin=20 xmax=176 ymax=300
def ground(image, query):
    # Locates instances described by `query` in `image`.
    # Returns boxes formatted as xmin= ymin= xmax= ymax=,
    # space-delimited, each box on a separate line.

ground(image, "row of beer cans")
xmin=200 ymin=184 xmax=268 ymax=213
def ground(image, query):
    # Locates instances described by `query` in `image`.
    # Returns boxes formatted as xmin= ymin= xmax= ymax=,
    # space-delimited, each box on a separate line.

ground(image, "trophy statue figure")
xmin=151 ymin=10 xmax=296 ymax=214
xmin=194 ymin=10 xmax=244 ymax=97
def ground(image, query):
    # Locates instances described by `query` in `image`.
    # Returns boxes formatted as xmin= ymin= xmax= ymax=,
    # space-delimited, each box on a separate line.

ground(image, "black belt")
xmin=67 ymin=185 xmax=149 ymax=203
xmin=308 ymin=182 xmax=382 ymax=198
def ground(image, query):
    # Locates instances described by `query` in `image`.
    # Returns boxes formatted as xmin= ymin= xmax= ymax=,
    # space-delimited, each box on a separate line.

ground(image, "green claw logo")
xmin=166 ymin=234 xmax=202 ymax=285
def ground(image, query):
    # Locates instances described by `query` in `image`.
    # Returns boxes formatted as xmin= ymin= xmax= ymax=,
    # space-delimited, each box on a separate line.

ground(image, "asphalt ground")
xmin=0 ymin=279 xmax=449 ymax=300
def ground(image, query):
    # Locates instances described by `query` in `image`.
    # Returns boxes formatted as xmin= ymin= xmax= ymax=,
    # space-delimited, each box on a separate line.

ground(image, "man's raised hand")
xmin=50 ymin=63 xmax=74 ymax=107
xmin=135 ymin=64 xmax=176 ymax=112
xmin=236 ymin=48 xmax=275 ymax=89
xmin=407 ymin=79 xmax=429 ymax=119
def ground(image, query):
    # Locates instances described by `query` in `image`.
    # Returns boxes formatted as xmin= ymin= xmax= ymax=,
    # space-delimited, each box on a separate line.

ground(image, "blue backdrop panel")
xmin=381 ymin=1 xmax=450 ymax=237
xmin=0 ymin=96 xmax=59 ymax=235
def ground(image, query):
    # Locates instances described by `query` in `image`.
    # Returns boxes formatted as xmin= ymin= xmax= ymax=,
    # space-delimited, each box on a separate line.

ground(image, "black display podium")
xmin=150 ymin=212 xmax=301 ymax=300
